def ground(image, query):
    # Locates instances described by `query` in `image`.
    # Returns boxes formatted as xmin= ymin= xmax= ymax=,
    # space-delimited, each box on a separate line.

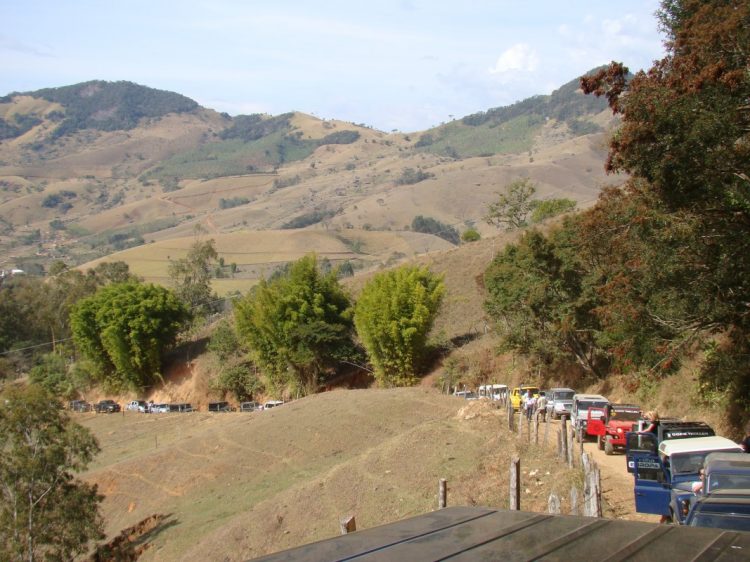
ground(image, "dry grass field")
xmin=78 ymin=389 xmax=582 ymax=561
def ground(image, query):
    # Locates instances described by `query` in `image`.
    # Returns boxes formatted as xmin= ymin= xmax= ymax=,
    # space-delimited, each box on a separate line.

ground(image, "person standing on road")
xmin=526 ymin=393 xmax=537 ymax=421
xmin=537 ymin=393 xmax=547 ymax=422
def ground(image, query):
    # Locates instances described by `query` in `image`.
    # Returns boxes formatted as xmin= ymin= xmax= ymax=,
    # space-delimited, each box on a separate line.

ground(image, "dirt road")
xmin=539 ymin=416 xmax=658 ymax=522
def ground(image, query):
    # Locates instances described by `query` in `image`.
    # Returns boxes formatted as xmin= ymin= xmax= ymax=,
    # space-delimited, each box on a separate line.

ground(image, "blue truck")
xmin=625 ymin=421 xmax=742 ymax=520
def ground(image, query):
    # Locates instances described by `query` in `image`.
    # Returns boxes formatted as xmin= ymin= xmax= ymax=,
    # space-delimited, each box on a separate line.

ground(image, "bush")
xmin=462 ymin=228 xmax=481 ymax=242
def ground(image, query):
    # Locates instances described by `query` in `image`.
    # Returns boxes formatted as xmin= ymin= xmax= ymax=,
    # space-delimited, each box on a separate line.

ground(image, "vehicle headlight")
xmin=617 ymin=428 xmax=623 ymax=434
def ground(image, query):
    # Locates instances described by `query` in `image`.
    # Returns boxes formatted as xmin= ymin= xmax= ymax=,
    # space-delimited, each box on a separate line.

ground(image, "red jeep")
xmin=587 ymin=403 xmax=642 ymax=455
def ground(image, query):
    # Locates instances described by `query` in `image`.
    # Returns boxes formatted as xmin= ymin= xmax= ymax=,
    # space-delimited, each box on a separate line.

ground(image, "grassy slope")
xmin=79 ymin=389 xmax=579 ymax=561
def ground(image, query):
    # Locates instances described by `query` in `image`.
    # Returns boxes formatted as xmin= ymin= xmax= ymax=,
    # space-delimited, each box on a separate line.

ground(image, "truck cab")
xmin=626 ymin=433 xmax=742 ymax=518
xmin=675 ymin=452 xmax=750 ymax=524
xmin=587 ymin=403 xmax=641 ymax=455
xmin=509 ymin=385 xmax=539 ymax=411
xmin=478 ymin=384 xmax=507 ymax=401
xmin=570 ymin=394 xmax=609 ymax=442
xmin=546 ymin=388 xmax=575 ymax=420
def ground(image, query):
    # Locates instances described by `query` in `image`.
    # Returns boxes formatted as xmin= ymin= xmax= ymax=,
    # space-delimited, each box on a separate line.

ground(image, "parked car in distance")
xmin=168 ymin=403 xmax=193 ymax=413
xmin=94 ymin=399 xmax=121 ymax=413
xmin=150 ymin=403 xmax=170 ymax=413
xmin=240 ymin=401 xmax=261 ymax=412
xmin=126 ymin=400 xmax=147 ymax=412
xmin=208 ymin=401 xmax=234 ymax=412
xmin=68 ymin=399 xmax=92 ymax=412
xmin=453 ymin=390 xmax=477 ymax=400
xmin=477 ymin=384 xmax=508 ymax=401
xmin=571 ymin=394 xmax=609 ymax=441
xmin=510 ymin=385 xmax=540 ymax=411
xmin=684 ymin=490 xmax=750 ymax=531
xmin=546 ymin=388 xmax=575 ymax=420
xmin=263 ymin=400 xmax=284 ymax=409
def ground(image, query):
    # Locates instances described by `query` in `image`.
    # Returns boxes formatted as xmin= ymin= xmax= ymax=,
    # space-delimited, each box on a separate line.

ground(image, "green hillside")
xmin=9 ymin=80 xmax=200 ymax=139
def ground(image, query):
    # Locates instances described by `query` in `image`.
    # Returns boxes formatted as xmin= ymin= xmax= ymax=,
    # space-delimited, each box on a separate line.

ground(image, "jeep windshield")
xmin=688 ymin=513 xmax=750 ymax=532
xmin=555 ymin=391 xmax=574 ymax=400
xmin=579 ymin=401 xmax=608 ymax=412
xmin=610 ymin=408 xmax=640 ymax=422
xmin=672 ymin=452 xmax=727 ymax=475
xmin=708 ymin=473 xmax=750 ymax=491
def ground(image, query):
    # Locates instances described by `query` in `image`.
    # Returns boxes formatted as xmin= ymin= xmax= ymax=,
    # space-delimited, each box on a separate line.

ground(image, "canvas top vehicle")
xmin=263 ymin=400 xmax=284 ymax=409
xmin=546 ymin=388 xmax=575 ymax=420
xmin=68 ymin=399 xmax=92 ymax=412
xmin=94 ymin=399 xmax=120 ymax=413
xmin=626 ymin=433 xmax=742 ymax=519
xmin=510 ymin=385 xmax=540 ymax=411
xmin=208 ymin=401 xmax=234 ymax=412
xmin=587 ymin=403 xmax=641 ymax=455
xmin=570 ymin=394 xmax=609 ymax=441
xmin=675 ymin=452 xmax=750 ymax=523
xmin=477 ymin=384 xmax=507 ymax=401
xmin=684 ymin=489 xmax=750 ymax=532
xmin=126 ymin=400 xmax=147 ymax=412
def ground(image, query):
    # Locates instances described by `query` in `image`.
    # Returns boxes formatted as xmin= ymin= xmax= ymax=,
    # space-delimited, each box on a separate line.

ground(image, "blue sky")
xmin=1 ymin=1 xmax=665 ymax=132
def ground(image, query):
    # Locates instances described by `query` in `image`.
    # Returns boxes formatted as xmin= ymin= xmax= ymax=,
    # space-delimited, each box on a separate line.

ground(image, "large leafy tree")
xmin=168 ymin=238 xmax=219 ymax=315
xmin=70 ymin=282 xmax=189 ymax=390
xmin=484 ymin=226 xmax=607 ymax=378
xmin=0 ymin=384 xmax=103 ymax=561
xmin=580 ymin=0 xmax=750 ymax=419
xmin=234 ymin=255 xmax=358 ymax=395
xmin=484 ymin=178 xmax=537 ymax=230
xmin=354 ymin=265 xmax=444 ymax=386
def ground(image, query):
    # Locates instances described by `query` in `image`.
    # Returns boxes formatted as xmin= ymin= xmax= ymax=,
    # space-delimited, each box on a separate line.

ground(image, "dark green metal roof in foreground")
xmin=250 ymin=506 xmax=750 ymax=561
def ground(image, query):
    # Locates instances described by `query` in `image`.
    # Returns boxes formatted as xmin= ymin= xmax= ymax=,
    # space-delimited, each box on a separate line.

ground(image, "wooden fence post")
xmin=534 ymin=411 xmax=540 ymax=445
xmin=507 ymin=403 xmax=514 ymax=432
xmin=570 ymin=487 xmax=579 ymax=515
xmin=548 ymin=493 xmax=561 ymax=514
xmin=560 ymin=416 xmax=568 ymax=461
xmin=543 ymin=415 xmax=549 ymax=447
xmin=438 ymin=478 xmax=447 ymax=509
xmin=509 ymin=456 xmax=520 ymax=511
xmin=567 ymin=427 xmax=575 ymax=467
xmin=340 ymin=515 xmax=356 ymax=535
xmin=593 ymin=467 xmax=602 ymax=517
xmin=557 ymin=429 xmax=563 ymax=458
xmin=518 ymin=412 xmax=523 ymax=439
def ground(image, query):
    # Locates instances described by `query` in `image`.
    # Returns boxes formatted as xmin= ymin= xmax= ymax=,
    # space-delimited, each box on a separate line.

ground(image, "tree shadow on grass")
xmin=89 ymin=513 xmax=179 ymax=561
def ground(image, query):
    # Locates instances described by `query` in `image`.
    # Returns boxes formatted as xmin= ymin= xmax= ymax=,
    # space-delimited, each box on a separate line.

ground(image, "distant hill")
xmin=0 ymin=80 xmax=200 ymax=140
xmin=0 ymin=70 xmax=621 ymax=280
xmin=413 ymin=72 xmax=610 ymax=159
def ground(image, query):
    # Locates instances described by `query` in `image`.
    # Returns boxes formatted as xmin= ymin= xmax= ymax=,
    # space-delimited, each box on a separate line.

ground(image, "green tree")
xmin=461 ymin=228 xmax=481 ymax=243
xmin=530 ymin=198 xmax=577 ymax=223
xmin=354 ymin=265 xmax=444 ymax=386
xmin=411 ymin=215 xmax=460 ymax=245
xmin=484 ymin=178 xmax=537 ymax=230
xmin=70 ymin=282 xmax=189 ymax=390
xmin=168 ymin=238 xmax=219 ymax=315
xmin=580 ymin=0 xmax=750 ymax=421
xmin=234 ymin=255 xmax=358 ymax=395
xmin=0 ymin=384 xmax=103 ymax=561
xmin=484 ymin=226 xmax=607 ymax=378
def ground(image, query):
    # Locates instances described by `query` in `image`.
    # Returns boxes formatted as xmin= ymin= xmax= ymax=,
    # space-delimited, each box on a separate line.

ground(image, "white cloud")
xmin=489 ymin=44 xmax=539 ymax=74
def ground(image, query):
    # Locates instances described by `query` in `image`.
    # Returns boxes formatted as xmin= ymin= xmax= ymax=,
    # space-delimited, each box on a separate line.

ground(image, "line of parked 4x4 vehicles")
xmin=67 ymin=398 xmax=285 ymax=414
xmin=498 ymin=384 xmax=750 ymax=531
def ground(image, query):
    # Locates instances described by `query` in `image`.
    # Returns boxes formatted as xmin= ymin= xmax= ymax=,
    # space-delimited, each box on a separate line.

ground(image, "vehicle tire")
xmin=604 ymin=437 xmax=614 ymax=456
xmin=597 ymin=435 xmax=605 ymax=450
